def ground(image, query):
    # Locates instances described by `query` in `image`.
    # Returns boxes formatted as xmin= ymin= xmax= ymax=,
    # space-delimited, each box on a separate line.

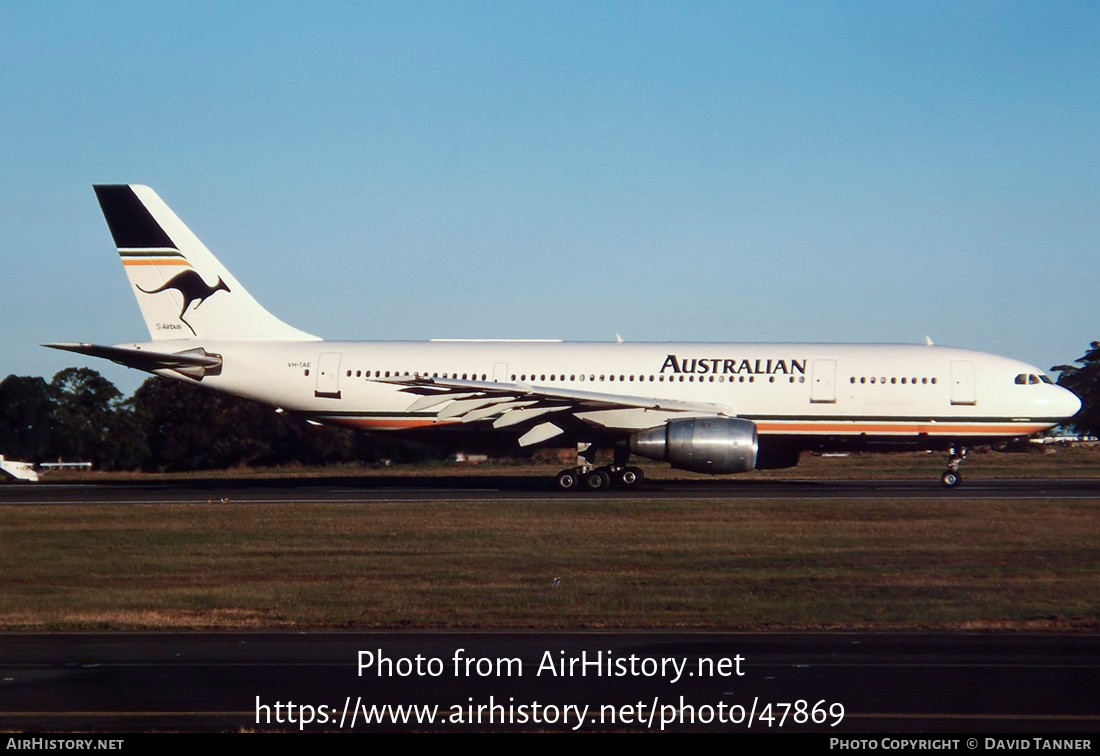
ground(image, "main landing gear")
xmin=555 ymin=442 xmax=644 ymax=492
xmin=555 ymin=465 xmax=645 ymax=492
xmin=941 ymin=446 xmax=967 ymax=488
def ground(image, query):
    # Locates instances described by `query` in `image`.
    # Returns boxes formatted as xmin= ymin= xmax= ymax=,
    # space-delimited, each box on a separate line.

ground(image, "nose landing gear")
xmin=941 ymin=446 xmax=967 ymax=488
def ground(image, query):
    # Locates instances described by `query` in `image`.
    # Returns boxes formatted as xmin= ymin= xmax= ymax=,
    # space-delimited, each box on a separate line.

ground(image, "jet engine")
xmin=629 ymin=417 xmax=758 ymax=474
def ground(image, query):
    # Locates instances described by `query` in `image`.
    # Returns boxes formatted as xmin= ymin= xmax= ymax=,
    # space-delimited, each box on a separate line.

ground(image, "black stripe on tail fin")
xmin=93 ymin=185 xmax=176 ymax=249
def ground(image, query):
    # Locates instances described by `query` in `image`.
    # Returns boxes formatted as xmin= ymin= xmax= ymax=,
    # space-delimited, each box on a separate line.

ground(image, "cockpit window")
xmin=1029 ymin=374 xmax=1041 ymax=385
xmin=1039 ymin=374 xmax=1054 ymax=385
xmin=1015 ymin=374 xmax=1027 ymax=385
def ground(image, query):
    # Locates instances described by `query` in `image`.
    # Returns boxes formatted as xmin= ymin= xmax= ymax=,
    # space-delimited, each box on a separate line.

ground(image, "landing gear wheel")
xmin=583 ymin=469 xmax=612 ymax=491
xmin=618 ymin=466 xmax=644 ymax=488
xmin=556 ymin=470 xmax=579 ymax=491
xmin=940 ymin=445 xmax=967 ymax=488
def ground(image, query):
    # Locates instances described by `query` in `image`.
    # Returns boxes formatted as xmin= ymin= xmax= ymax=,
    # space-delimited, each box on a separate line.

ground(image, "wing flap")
xmin=491 ymin=405 xmax=569 ymax=429
xmin=518 ymin=422 xmax=565 ymax=447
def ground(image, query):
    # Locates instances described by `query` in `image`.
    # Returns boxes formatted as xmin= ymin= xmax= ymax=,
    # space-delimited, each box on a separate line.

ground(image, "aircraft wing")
xmin=380 ymin=375 xmax=733 ymax=446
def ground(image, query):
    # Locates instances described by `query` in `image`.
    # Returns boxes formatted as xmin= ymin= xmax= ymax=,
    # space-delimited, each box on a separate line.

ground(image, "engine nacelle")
xmin=629 ymin=417 xmax=759 ymax=474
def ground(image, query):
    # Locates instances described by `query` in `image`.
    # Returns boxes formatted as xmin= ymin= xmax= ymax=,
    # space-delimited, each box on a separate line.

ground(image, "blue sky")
xmin=2 ymin=1 xmax=1097 ymax=394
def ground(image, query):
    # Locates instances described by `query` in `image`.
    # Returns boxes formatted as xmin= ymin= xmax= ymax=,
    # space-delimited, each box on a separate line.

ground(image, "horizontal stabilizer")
xmin=44 ymin=342 xmax=222 ymax=380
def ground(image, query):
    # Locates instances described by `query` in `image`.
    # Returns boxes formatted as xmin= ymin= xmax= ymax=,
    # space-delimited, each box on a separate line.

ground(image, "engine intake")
xmin=629 ymin=417 xmax=759 ymax=474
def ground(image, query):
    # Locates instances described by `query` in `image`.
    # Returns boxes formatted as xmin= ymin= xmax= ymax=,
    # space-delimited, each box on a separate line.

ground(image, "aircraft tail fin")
xmin=93 ymin=185 xmax=319 ymax=341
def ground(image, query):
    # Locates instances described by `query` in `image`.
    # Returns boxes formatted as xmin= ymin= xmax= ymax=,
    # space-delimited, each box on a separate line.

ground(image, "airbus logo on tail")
xmin=137 ymin=271 xmax=230 ymax=336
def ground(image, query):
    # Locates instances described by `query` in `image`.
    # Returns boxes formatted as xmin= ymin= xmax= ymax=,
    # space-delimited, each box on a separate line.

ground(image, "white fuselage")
xmin=131 ymin=338 xmax=1078 ymax=452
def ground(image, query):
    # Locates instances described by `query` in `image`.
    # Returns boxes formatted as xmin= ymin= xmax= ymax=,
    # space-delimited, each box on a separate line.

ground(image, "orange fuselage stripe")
xmin=325 ymin=417 xmax=1048 ymax=436
xmin=335 ymin=418 xmax=459 ymax=430
xmin=755 ymin=422 xmax=1048 ymax=435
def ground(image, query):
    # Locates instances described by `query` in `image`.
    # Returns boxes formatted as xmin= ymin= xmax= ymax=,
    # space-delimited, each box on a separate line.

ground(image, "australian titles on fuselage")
xmin=45 ymin=184 xmax=1082 ymax=492
xmin=660 ymin=355 xmax=805 ymax=376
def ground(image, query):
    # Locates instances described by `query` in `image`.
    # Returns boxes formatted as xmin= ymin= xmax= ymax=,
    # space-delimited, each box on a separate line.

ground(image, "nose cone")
xmin=1051 ymin=385 xmax=1082 ymax=420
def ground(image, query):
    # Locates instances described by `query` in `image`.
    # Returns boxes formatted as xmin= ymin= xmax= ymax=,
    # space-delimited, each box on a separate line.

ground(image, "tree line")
xmin=0 ymin=368 xmax=441 ymax=471
xmin=1053 ymin=341 xmax=1100 ymax=438
xmin=3 ymin=344 xmax=1099 ymax=471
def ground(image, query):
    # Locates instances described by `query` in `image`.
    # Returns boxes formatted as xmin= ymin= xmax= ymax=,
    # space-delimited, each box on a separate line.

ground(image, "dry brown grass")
xmin=2 ymin=493 xmax=1098 ymax=631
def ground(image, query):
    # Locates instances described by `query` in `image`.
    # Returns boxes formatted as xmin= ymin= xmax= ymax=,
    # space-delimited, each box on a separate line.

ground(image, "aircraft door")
xmin=950 ymin=360 xmax=976 ymax=405
xmin=810 ymin=359 xmax=837 ymax=403
xmin=493 ymin=362 xmax=509 ymax=383
xmin=315 ymin=351 xmax=342 ymax=399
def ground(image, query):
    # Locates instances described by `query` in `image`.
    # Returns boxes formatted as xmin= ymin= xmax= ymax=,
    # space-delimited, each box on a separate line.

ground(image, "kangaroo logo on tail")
xmin=137 ymin=271 xmax=231 ymax=336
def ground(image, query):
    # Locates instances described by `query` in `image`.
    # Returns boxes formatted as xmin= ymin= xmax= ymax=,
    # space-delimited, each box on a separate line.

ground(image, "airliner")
xmin=47 ymin=185 xmax=1081 ymax=490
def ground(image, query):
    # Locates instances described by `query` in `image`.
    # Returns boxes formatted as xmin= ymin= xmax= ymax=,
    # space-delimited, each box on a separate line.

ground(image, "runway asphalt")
xmin=3 ymin=475 xmax=1100 ymax=505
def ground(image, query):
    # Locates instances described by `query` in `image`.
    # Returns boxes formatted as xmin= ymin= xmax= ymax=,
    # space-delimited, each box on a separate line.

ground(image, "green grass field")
xmin=4 ymin=452 xmax=1099 ymax=631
